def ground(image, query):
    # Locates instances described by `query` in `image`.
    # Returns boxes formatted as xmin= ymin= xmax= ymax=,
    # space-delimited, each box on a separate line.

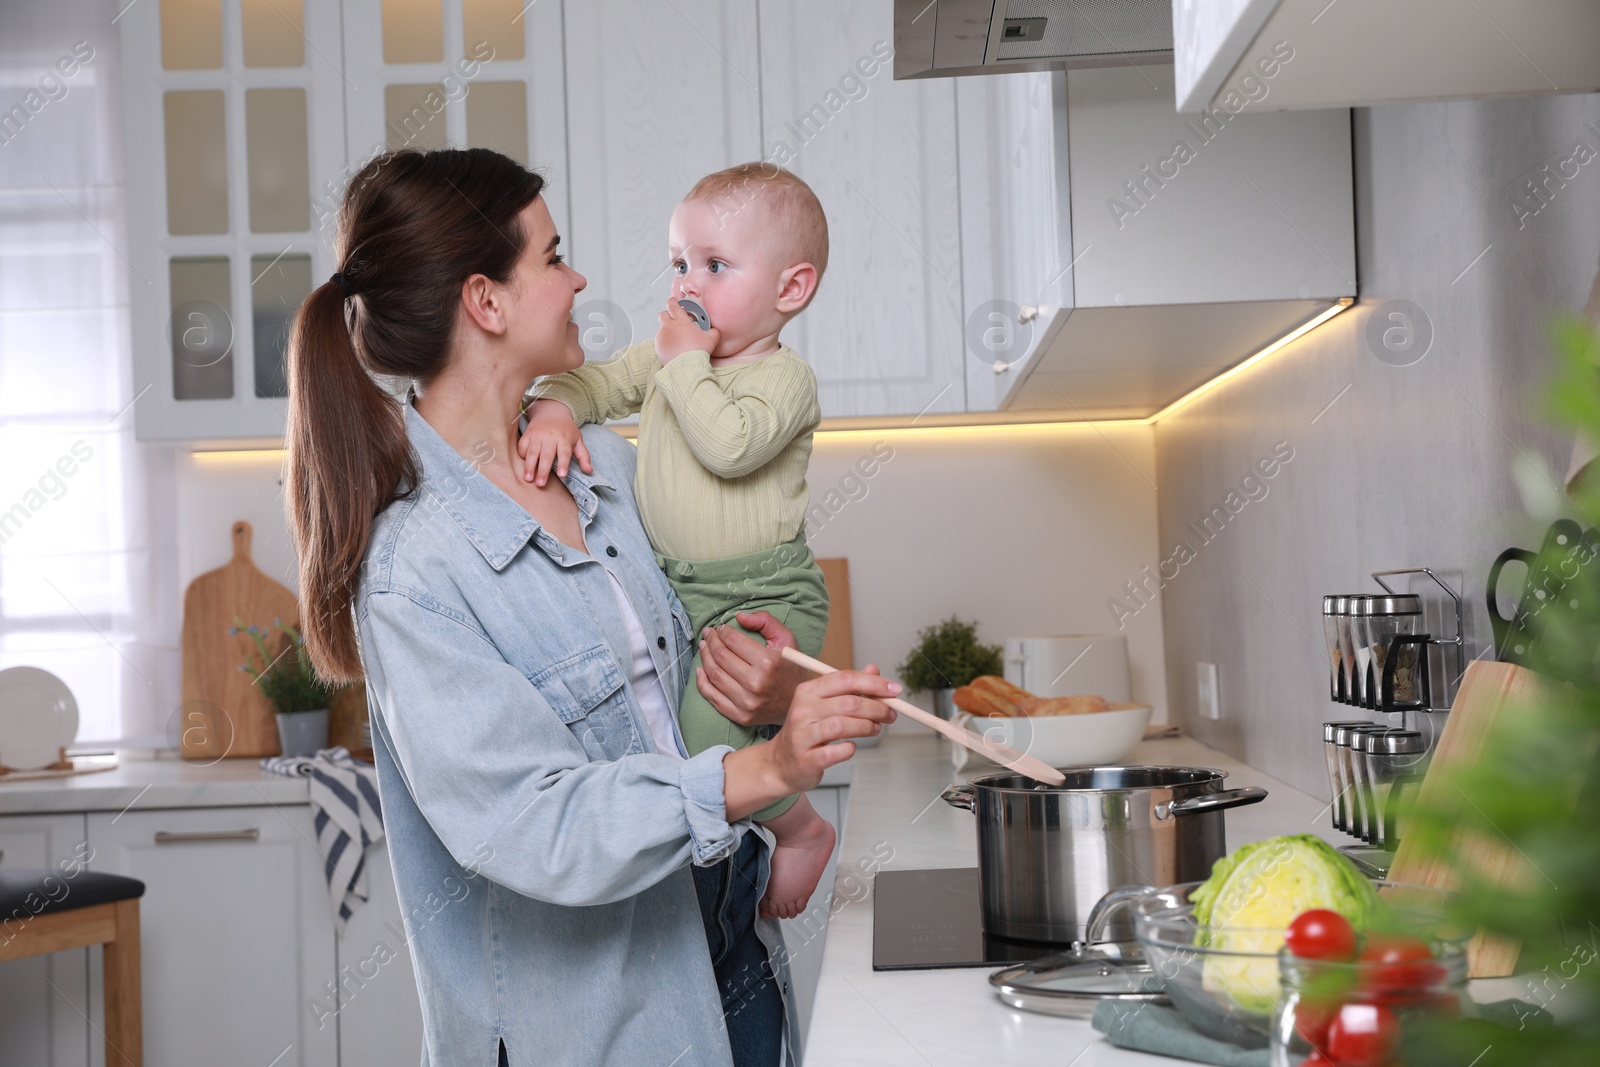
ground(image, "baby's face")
xmin=667 ymin=196 xmax=797 ymax=356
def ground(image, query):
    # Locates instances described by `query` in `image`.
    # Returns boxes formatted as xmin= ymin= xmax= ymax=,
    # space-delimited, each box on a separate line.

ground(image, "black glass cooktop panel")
xmin=872 ymin=867 xmax=1068 ymax=971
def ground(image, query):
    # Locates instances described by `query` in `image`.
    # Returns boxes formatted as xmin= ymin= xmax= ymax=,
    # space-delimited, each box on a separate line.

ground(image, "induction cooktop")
xmin=871 ymin=867 xmax=1068 ymax=971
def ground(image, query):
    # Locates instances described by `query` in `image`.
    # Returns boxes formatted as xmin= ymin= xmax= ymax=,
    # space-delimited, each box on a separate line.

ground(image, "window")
xmin=0 ymin=3 xmax=177 ymax=746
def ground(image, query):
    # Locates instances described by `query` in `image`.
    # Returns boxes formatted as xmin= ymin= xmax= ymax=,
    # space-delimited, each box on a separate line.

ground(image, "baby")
xmin=518 ymin=163 xmax=836 ymax=920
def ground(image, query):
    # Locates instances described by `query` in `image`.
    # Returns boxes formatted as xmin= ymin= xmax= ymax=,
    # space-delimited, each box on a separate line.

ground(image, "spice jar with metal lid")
xmin=1338 ymin=596 xmax=1370 ymax=706
xmin=1323 ymin=721 xmax=1372 ymax=832
xmin=1341 ymin=724 xmax=1389 ymax=840
xmin=1330 ymin=723 xmax=1381 ymax=833
xmin=1364 ymin=729 xmax=1429 ymax=848
xmin=1365 ymin=594 xmax=1425 ymax=709
xmin=1322 ymin=596 xmax=1355 ymax=701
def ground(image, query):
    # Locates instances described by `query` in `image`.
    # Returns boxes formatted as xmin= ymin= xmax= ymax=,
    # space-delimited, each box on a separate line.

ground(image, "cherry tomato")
xmin=1360 ymin=935 xmax=1445 ymax=993
xmin=1294 ymin=1000 xmax=1336 ymax=1047
xmin=1326 ymin=1002 xmax=1399 ymax=1067
xmin=1286 ymin=909 xmax=1358 ymax=961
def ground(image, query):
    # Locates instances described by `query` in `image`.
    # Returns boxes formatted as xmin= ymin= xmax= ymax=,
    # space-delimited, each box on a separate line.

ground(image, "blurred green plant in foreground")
xmin=1408 ymin=318 xmax=1600 ymax=1066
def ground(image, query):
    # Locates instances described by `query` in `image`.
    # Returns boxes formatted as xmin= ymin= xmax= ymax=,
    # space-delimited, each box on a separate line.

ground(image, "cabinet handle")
xmin=154 ymin=829 xmax=260 ymax=845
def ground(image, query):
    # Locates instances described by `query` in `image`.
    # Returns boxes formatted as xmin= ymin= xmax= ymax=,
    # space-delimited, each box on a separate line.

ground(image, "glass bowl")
xmin=1105 ymin=880 xmax=1465 ymax=1049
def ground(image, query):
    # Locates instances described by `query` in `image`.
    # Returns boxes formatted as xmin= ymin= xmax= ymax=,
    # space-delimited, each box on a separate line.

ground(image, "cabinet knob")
xmin=154 ymin=829 xmax=260 ymax=844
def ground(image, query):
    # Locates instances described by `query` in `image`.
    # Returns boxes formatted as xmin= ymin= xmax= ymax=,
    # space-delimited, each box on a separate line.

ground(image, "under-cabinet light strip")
xmin=191 ymin=298 xmax=1355 ymax=453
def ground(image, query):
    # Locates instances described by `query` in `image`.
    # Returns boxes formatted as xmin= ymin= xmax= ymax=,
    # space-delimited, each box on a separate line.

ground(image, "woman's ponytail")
xmin=284 ymin=279 xmax=414 ymax=682
xmin=283 ymin=148 xmax=546 ymax=681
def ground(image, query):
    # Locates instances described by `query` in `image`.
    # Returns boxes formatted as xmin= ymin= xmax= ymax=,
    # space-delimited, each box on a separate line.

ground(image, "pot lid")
xmin=988 ymin=941 xmax=1167 ymax=1018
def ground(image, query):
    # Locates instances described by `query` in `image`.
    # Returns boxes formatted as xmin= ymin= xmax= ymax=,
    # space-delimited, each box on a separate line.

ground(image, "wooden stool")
xmin=0 ymin=869 xmax=144 ymax=1067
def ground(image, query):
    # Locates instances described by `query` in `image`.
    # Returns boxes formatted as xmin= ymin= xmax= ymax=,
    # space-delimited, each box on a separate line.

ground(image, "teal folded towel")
xmin=1091 ymin=1001 xmax=1269 ymax=1067
xmin=1091 ymin=998 xmax=1551 ymax=1065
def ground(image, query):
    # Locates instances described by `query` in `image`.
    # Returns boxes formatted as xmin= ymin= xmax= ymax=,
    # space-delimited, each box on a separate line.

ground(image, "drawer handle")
xmin=154 ymin=829 xmax=260 ymax=844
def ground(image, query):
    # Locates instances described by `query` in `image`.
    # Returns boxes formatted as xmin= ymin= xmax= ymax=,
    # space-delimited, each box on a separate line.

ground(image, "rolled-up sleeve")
xmin=360 ymin=587 xmax=742 ymax=906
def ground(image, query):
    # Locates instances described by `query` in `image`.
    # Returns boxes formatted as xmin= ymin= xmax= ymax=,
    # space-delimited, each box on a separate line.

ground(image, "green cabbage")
xmin=1190 ymin=834 xmax=1378 ymax=1016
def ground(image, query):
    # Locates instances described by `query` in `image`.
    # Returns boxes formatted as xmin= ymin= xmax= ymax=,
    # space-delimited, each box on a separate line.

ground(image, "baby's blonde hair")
xmin=685 ymin=163 xmax=829 ymax=284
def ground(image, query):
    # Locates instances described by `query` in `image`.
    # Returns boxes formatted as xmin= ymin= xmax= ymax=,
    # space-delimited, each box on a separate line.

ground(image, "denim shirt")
xmin=357 ymin=402 xmax=749 ymax=1066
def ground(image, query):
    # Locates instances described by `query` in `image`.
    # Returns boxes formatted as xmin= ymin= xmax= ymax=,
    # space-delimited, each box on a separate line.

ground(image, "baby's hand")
xmin=517 ymin=399 xmax=591 ymax=487
xmin=656 ymin=299 xmax=721 ymax=366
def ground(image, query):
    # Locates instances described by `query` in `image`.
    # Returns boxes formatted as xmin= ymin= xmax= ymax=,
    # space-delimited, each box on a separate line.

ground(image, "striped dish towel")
xmin=260 ymin=746 xmax=384 ymax=929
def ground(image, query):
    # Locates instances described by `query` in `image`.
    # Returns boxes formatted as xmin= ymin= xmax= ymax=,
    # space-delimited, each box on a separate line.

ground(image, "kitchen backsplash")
xmin=1156 ymin=90 xmax=1600 ymax=796
xmin=177 ymin=422 xmax=1170 ymax=724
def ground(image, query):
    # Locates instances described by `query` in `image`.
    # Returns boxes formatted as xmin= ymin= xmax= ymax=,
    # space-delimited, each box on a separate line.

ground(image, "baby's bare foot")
xmin=760 ymin=815 xmax=836 ymax=920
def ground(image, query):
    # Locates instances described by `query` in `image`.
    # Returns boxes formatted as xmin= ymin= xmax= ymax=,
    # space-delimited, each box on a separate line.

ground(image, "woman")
xmin=283 ymin=148 xmax=896 ymax=1066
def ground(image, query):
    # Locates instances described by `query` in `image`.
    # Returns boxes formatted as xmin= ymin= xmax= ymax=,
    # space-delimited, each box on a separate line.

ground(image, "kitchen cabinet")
xmin=1172 ymin=0 xmax=1600 ymax=114
xmin=339 ymin=0 xmax=569 ymax=233
xmin=85 ymin=805 xmax=336 ymax=1067
xmin=334 ymin=841 xmax=424 ymax=1067
xmin=562 ymin=0 xmax=762 ymax=368
xmin=118 ymin=0 xmax=348 ymax=445
xmin=778 ymin=784 xmax=849 ymax=1051
xmin=0 ymin=813 xmax=91 ymax=1067
xmin=957 ymin=65 xmax=1355 ymax=419
xmin=120 ymin=0 xmax=567 ymax=446
xmin=757 ymin=0 xmax=966 ymax=419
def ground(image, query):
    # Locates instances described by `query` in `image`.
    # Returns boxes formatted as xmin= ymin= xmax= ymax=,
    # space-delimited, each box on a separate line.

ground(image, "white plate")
xmin=0 ymin=667 xmax=79 ymax=770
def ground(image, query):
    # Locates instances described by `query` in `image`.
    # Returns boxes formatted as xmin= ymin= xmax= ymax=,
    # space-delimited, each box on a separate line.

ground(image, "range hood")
xmin=895 ymin=0 xmax=1173 ymax=80
xmin=955 ymin=64 xmax=1356 ymax=420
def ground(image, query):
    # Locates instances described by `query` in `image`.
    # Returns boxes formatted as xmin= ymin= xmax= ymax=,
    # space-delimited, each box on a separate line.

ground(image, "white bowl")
xmin=950 ymin=703 xmax=1153 ymax=774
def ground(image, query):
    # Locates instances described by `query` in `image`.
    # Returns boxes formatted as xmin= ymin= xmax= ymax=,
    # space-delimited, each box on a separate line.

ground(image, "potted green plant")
xmin=898 ymin=616 xmax=1004 ymax=720
xmin=237 ymin=618 xmax=342 ymax=758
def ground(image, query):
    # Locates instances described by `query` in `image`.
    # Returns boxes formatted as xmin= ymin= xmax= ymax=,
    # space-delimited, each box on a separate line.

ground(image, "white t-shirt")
xmin=603 ymin=569 xmax=682 ymax=759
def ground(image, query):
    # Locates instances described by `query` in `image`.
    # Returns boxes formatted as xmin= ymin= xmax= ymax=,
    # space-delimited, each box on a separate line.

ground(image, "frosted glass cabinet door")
xmin=0 ymin=813 xmax=91 ymax=1067
xmin=121 ymin=0 xmax=345 ymax=443
xmin=341 ymin=0 xmax=569 ymax=236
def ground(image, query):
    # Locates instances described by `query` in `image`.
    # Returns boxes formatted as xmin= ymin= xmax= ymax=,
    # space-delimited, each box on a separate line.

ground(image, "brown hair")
xmin=284 ymin=148 xmax=545 ymax=681
xmin=685 ymin=163 xmax=829 ymax=285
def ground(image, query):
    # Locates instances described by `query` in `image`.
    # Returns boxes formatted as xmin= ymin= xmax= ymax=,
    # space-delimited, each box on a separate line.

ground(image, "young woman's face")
xmin=505 ymin=196 xmax=587 ymax=375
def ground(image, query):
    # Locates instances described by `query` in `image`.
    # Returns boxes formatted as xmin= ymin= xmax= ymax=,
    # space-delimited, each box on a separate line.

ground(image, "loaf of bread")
xmin=953 ymin=675 xmax=1114 ymax=717
xmin=1018 ymin=694 xmax=1111 ymax=717
xmin=952 ymin=675 xmax=1032 ymax=717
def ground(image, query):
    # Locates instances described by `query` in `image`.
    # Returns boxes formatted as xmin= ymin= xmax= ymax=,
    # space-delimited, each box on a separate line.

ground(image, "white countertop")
xmin=0 ymin=748 xmax=850 ymax=818
xmin=0 ymin=754 xmax=310 ymax=815
xmin=802 ymin=731 xmax=1342 ymax=1066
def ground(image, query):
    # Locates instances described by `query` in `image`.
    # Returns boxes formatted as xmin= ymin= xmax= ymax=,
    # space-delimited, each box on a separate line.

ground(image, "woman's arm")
xmin=720 ymin=669 xmax=898 ymax=821
xmin=361 ymin=589 xmax=894 ymax=904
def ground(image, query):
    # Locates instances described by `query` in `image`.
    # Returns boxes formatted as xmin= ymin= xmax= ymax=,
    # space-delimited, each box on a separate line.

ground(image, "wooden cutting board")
xmin=179 ymin=521 xmax=298 ymax=759
xmin=1386 ymin=659 xmax=1548 ymax=978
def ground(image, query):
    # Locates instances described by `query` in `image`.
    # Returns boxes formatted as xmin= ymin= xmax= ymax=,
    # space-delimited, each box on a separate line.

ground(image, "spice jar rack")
xmin=1323 ymin=567 xmax=1464 ymax=720
xmin=1319 ymin=568 xmax=1465 ymax=875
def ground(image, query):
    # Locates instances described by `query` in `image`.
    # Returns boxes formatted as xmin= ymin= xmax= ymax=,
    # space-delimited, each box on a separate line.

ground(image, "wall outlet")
xmin=1196 ymin=662 xmax=1221 ymax=721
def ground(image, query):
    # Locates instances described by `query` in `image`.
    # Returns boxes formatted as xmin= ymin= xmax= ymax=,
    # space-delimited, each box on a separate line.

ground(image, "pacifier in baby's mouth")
xmin=676 ymin=298 xmax=712 ymax=332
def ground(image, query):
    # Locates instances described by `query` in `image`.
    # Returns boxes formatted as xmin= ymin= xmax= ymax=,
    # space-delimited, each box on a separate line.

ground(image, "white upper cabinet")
xmin=960 ymin=65 xmax=1354 ymax=419
xmin=1173 ymin=0 xmax=1600 ymax=113
xmin=758 ymin=0 xmax=966 ymax=420
xmin=339 ymin=0 xmax=569 ymax=231
xmin=562 ymin=0 xmax=762 ymax=368
xmin=121 ymin=0 xmax=347 ymax=444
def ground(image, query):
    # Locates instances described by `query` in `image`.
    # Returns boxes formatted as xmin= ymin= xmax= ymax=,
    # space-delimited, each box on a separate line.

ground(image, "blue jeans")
xmin=692 ymin=834 xmax=783 ymax=1067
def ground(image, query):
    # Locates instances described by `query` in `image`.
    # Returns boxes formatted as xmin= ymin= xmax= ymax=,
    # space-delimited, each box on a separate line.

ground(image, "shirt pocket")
xmin=527 ymin=644 xmax=638 ymax=759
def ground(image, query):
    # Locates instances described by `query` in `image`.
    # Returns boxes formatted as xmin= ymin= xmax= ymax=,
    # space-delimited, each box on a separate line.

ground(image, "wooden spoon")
xmin=779 ymin=647 xmax=1067 ymax=786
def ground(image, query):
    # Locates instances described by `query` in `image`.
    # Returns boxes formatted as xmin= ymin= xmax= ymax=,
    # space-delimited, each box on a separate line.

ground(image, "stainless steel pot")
xmin=941 ymin=766 xmax=1267 ymax=944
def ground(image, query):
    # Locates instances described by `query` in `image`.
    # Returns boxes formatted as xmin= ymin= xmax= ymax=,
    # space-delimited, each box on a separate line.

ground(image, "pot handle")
xmin=1158 ymin=786 xmax=1268 ymax=819
xmin=941 ymin=784 xmax=976 ymax=812
xmin=1084 ymin=884 xmax=1155 ymax=944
